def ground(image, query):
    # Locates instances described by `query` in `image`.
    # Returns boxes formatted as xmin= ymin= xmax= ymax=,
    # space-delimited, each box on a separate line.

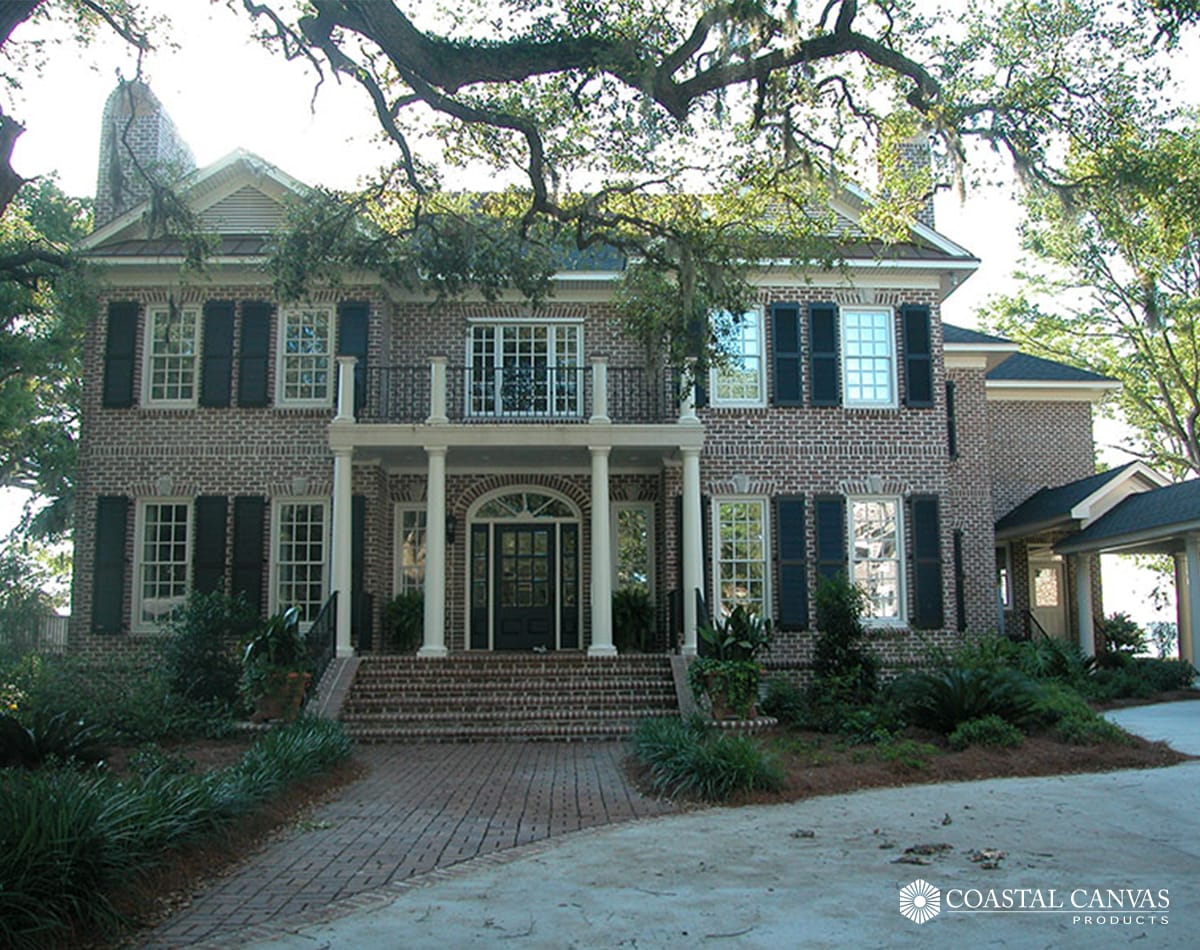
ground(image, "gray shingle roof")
xmin=995 ymin=464 xmax=1136 ymax=535
xmin=942 ymin=324 xmax=1012 ymax=345
xmin=1056 ymin=478 xmax=1200 ymax=551
xmin=988 ymin=352 xmax=1115 ymax=383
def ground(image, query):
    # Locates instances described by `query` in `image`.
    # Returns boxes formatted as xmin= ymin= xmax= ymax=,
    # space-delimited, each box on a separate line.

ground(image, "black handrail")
xmin=306 ymin=591 xmax=338 ymax=688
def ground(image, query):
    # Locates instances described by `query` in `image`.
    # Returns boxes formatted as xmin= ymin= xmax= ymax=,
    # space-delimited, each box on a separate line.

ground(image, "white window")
xmin=613 ymin=502 xmax=654 ymax=594
xmin=144 ymin=305 xmax=200 ymax=406
xmin=278 ymin=306 xmax=334 ymax=405
xmin=841 ymin=308 xmax=896 ymax=407
xmin=273 ymin=499 xmax=328 ymax=624
xmin=134 ymin=499 xmax=191 ymax=630
xmin=467 ymin=321 xmax=582 ymax=417
xmin=394 ymin=505 xmax=427 ymax=594
xmin=713 ymin=498 xmax=769 ymax=618
xmin=849 ymin=497 xmax=905 ymax=623
xmin=710 ymin=308 xmax=765 ymax=406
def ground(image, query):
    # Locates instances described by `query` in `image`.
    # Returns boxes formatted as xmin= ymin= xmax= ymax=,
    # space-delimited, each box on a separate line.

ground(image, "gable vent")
xmin=200 ymin=186 xmax=285 ymax=234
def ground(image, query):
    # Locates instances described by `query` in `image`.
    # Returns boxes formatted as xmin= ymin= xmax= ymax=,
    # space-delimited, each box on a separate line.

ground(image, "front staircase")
xmin=339 ymin=654 xmax=680 ymax=741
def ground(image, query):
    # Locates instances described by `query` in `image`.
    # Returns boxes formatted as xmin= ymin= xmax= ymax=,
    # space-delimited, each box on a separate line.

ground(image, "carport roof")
xmin=1055 ymin=478 xmax=1200 ymax=555
xmin=995 ymin=463 xmax=1137 ymax=538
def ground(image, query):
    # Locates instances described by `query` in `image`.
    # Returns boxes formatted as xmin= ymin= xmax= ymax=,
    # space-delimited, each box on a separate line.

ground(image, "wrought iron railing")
xmin=306 ymin=591 xmax=338 ymax=688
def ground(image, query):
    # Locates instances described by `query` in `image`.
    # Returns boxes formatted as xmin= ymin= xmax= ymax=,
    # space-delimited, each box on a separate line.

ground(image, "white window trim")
xmin=840 ymin=306 xmax=897 ymax=409
xmin=393 ymin=502 xmax=427 ymax=596
xmin=275 ymin=305 xmax=336 ymax=408
xmin=709 ymin=307 xmax=766 ymax=408
xmin=847 ymin=495 xmax=907 ymax=626
xmin=142 ymin=305 xmax=202 ymax=408
xmin=269 ymin=497 xmax=330 ymax=626
xmin=612 ymin=501 xmax=655 ymax=598
xmin=710 ymin=495 xmax=772 ymax=621
xmin=132 ymin=497 xmax=192 ymax=633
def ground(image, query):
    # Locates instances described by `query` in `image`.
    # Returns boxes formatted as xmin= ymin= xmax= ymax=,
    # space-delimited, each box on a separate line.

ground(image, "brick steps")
xmin=340 ymin=653 xmax=679 ymax=741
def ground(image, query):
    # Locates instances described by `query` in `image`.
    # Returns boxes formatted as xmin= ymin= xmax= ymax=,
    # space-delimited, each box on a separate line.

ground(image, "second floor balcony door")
xmin=469 ymin=323 xmax=582 ymax=419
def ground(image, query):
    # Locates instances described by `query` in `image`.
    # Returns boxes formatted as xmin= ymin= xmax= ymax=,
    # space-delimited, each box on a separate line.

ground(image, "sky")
xmin=0 ymin=1 xmax=1180 ymax=626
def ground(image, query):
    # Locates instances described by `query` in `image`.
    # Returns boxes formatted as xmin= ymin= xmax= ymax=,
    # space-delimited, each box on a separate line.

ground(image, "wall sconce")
xmin=446 ymin=514 xmax=458 ymax=545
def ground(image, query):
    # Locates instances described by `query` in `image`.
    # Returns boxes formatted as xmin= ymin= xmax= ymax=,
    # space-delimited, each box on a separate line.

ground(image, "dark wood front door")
xmin=494 ymin=525 xmax=557 ymax=650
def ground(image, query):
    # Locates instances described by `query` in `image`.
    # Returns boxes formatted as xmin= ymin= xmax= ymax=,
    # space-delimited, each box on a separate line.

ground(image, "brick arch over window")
xmin=454 ymin=474 xmax=591 ymax=521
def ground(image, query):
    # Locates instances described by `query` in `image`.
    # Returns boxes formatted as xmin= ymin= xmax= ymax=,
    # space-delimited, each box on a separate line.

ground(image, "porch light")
xmin=446 ymin=514 xmax=458 ymax=545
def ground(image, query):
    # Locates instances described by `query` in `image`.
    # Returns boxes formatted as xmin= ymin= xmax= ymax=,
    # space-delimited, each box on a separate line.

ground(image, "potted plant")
xmin=240 ymin=606 xmax=313 ymax=723
xmin=687 ymin=605 xmax=772 ymax=720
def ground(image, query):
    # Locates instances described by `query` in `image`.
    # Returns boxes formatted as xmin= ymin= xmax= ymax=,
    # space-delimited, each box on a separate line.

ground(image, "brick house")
xmin=73 ymin=82 xmax=1190 ymax=728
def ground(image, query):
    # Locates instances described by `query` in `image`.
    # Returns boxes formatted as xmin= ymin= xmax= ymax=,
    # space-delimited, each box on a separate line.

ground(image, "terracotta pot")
xmin=251 ymin=670 xmax=312 ymax=724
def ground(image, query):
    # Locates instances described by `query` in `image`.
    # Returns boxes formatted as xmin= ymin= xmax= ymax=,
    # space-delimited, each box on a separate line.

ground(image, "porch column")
xmin=588 ymin=445 xmax=617 ymax=656
xmin=331 ymin=448 xmax=354 ymax=657
xmin=681 ymin=446 xmax=703 ymax=655
xmin=678 ymin=366 xmax=699 ymax=424
xmin=1175 ymin=553 xmax=1193 ymax=664
xmin=419 ymin=446 xmax=449 ymax=657
xmin=1073 ymin=553 xmax=1095 ymax=657
xmin=335 ymin=355 xmax=357 ymax=422
xmin=1186 ymin=534 xmax=1200 ymax=667
xmin=428 ymin=356 xmax=448 ymax=424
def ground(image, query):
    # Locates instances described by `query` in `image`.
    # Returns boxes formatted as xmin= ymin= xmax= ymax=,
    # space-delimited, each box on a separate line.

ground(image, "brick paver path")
xmin=142 ymin=742 xmax=674 ymax=948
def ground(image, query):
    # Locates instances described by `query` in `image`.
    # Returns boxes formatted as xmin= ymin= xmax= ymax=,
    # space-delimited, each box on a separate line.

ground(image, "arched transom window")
xmin=474 ymin=490 xmax=576 ymax=521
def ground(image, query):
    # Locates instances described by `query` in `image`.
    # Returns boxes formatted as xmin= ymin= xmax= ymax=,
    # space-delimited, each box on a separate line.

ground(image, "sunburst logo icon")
xmin=898 ymin=879 xmax=942 ymax=924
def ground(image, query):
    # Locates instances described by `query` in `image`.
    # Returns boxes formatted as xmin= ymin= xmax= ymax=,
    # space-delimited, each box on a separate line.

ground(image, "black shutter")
xmin=351 ymin=494 xmax=366 ymax=647
xmin=808 ymin=302 xmax=839 ymax=406
xmin=193 ymin=496 xmax=228 ymax=595
xmin=953 ymin=528 xmax=967 ymax=633
xmin=200 ymin=302 xmax=235 ymax=407
xmin=93 ymin=496 xmax=128 ymax=633
xmin=776 ymin=495 xmax=808 ymax=629
xmin=232 ymin=496 xmax=266 ymax=616
xmin=901 ymin=305 xmax=934 ymax=408
xmin=102 ymin=302 xmax=139 ymax=408
xmin=337 ymin=301 xmax=370 ymax=414
xmin=771 ymin=303 xmax=803 ymax=406
xmin=238 ymin=302 xmax=272 ymax=407
xmin=910 ymin=495 xmax=945 ymax=629
xmin=946 ymin=380 xmax=959 ymax=459
xmin=814 ymin=495 xmax=846 ymax=581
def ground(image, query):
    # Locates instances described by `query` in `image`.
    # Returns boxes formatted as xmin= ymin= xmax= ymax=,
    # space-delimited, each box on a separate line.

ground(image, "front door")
xmin=494 ymin=525 xmax=557 ymax=650
xmin=1029 ymin=557 xmax=1067 ymax=638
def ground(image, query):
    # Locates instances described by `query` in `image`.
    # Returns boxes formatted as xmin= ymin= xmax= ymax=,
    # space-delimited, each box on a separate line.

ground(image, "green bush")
xmin=812 ymin=576 xmax=878 ymax=703
xmin=1080 ymin=667 xmax=1156 ymax=702
xmin=630 ymin=715 xmax=783 ymax=802
xmin=1129 ymin=657 xmax=1197 ymax=693
xmin=761 ymin=676 xmax=807 ymax=725
xmin=1055 ymin=713 xmax=1133 ymax=746
xmin=874 ymin=737 xmax=939 ymax=770
xmin=948 ymin=715 xmax=1024 ymax=751
xmin=0 ymin=710 xmax=107 ymax=769
xmin=612 ymin=587 xmax=656 ymax=652
xmin=384 ymin=591 xmax=424 ymax=654
xmin=1097 ymin=612 xmax=1146 ymax=656
xmin=0 ymin=715 xmax=350 ymax=948
xmin=889 ymin=667 xmax=1039 ymax=735
xmin=1013 ymin=637 xmax=1094 ymax=685
xmin=160 ymin=591 xmax=256 ymax=707
xmin=1029 ymin=681 xmax=1096 ymax=727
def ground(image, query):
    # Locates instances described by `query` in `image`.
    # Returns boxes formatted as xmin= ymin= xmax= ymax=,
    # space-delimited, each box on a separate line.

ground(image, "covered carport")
xmin=1055 ymin=478 xmax=1200 ymax=664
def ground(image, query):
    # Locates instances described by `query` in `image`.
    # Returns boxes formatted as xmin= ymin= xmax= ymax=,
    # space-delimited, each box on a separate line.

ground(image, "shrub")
xmin=1055 ymin=713 xmax=1133 ymax=746
xmin=761 ymin=676 xmax=807 ymax=725
xmin=812 ymin=576 xmax=878 ymax=702
xmin=948 ymin=715 xmax=1024 ymax=751
xmin=874 ymin=738 xmax=939 ymax=770
xmin=1029 ymin=681 xmax=1096 ymax=727
xmin=0 ymin=710 xmax=107 ymax=769
xmin=1013 ymin=637 xmax=1094 ymax=685
xmin=1080 ymin=667 xmax=1156 ymax=702
xmin=630 ymin=715 xmax=783 ymax=802
xmin=384 ymin=591 xmax=424 ymax=654
xmin=1130 ymin=657 xmax=1197 ymax=693
xmin=1097 ymin=612 xmax=1146 ymax=657
xmin=160 ymin=591 xmax=256 ymax=707
xmin=612 ymin=587 xmax=656 ymax=652
xmin=889 ymin=667 xmax=1039 ymax=735
xmin=690 ymin=607 xmax=772 ymax=719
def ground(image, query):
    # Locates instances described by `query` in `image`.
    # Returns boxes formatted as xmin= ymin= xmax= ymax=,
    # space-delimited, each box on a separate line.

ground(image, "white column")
xmin=588 ymin=446 xmax=616 ymax=656
xmin=681 ymin=446 xmax=704 ymax=655
xmin=589 ymin=357 xmax=610 ymax=423
xmin=331 ymin=448 xmax=354 ymax=657
xmin=419 ymin=446 xmax=449 ymax=657
xmin=1175 ymin=553 xmax=1192 ymax=664
xmin=679 ymin=365 xmax=699 ymax=424
xmin=335 ymin=355 xmax=358 ymax=422
xmin=428 ymin=356 xmax=448 ymax=424
xmin=1074 ymin=553 xmax=1095 ymax=657
xmin=1186 ymin=534 xmax=1200 ymax=668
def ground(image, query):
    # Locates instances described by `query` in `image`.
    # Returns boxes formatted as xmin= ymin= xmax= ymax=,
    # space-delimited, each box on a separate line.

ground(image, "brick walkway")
xmin=141 ymin=742 xmax=675 ymax=948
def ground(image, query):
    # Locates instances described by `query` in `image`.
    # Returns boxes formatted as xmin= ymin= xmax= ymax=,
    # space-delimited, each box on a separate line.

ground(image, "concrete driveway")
xmin=232 ymin=702 xmax=1199 ymax=950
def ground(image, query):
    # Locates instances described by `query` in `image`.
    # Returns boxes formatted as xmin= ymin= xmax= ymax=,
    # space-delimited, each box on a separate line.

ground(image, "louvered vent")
xmin=200 ymin=186 xmax=284 ymax=233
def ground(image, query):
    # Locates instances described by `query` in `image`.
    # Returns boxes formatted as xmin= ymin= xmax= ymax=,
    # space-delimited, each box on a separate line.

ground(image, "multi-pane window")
xmin=714 ymin=499 xmax=768 ymax=618
xmin=394 ymin=506 xmax=427 ymax=594
xmin=279 ymin=307 xmax=334 ymax=404
xmin=136 ymin=500 xmax=191 ymax=628
xmin=275 ymin=501 xmax=327 ymax=624
xmin=850 ymin=498 xmax=904 ymax=622
xmin=145 ymin=306 xmax=200 ymax=405
xmin=614 ymin=504 xmax=653 ymax=593
xmin=711 ymin=309 xmax=764 ymax=405
xmin=842 ymin=309 xmax=895 ymax=406
xmin=468 ymin=322 xmax=582 ymax=417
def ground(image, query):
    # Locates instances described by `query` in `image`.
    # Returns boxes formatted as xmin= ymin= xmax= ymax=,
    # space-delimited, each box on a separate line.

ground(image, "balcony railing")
xmin=356 ymin=361 xmax=680 ymax=424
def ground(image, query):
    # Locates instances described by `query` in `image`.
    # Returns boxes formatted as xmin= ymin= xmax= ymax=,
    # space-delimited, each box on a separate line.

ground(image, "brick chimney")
xmin=94 ymin=80 xmax=195 ymax=229
xmin=895 ymin=132 xmax=936 ymax=230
